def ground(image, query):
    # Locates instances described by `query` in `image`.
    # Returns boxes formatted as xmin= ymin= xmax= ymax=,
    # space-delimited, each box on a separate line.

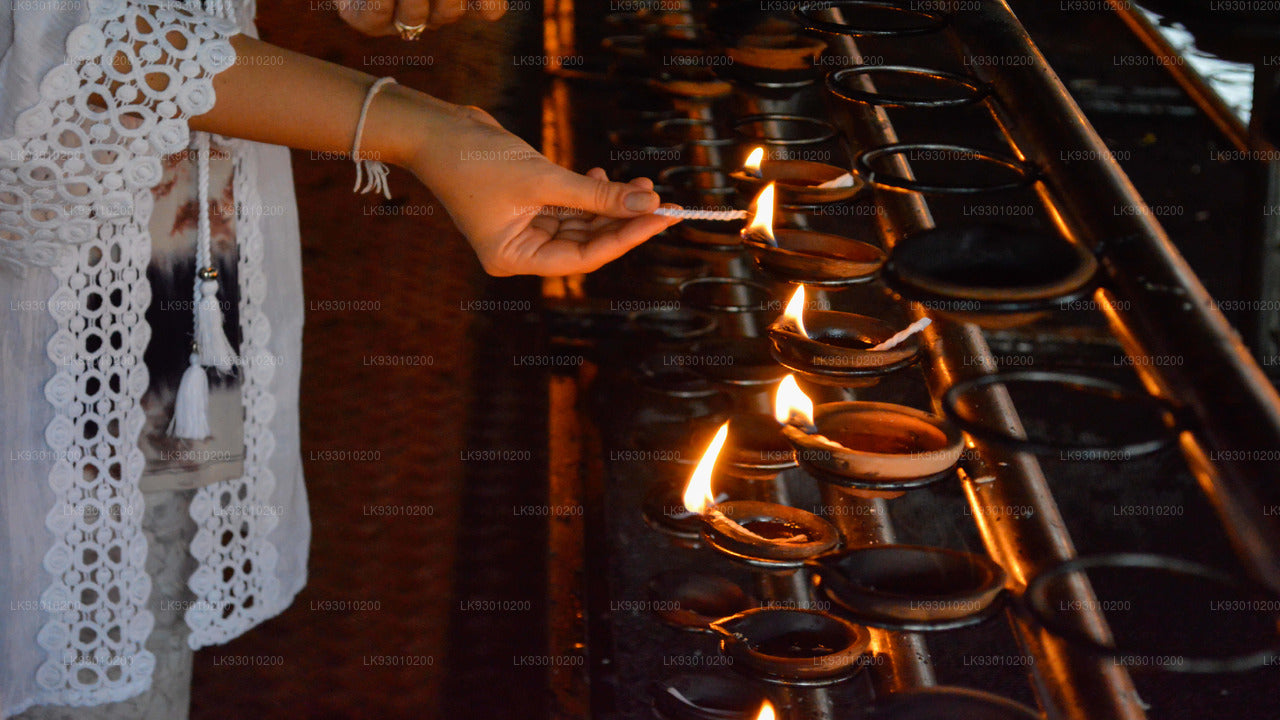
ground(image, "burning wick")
xmin=741 ymin=183 xmax=777 ymax=247
xmin=870 ymin=317 xmax=932 ymax=352
xmin=774 ymin=375 xmax=818 ymax=434
xmin=775 ymin=373 xmax=859 ymax=458
xmin=684 ymin=421 xmax=809 ymax=545
xmin=743 ymin=146 xmax=765 ymax=179
xmin=778 ymin=285 xmax=810 ymax=339
xmin=756 ymin=700 xmax=777 ymax=720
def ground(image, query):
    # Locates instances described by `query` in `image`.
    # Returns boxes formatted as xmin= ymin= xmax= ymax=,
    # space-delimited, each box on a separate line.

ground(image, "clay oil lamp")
xmin=678 ymin=277 xmax=778 ymax=338
xmin=712 ymin=16 xmax=828 ymax=95
xmin=628 ymin=307 xmax=719 ymax=349
xmin=709 ymin=607 xmax=871 ymax=685
xmin=881 ymin=224 xmax=1098 ymax=329
xmin=726 ymin=31 xmax=827 ymax=74
xmin=652 ymin=673 xmax=766 ymax=720
xmin=647 ymin=570 xmax=753 ymax=633
xmin=775 ymin=375 xmax=963 ymax=499
xmin=740 ymin=184 xmax=884 ymax=288
xmin=806 ymin=545 xmax=1007 ymax=631
xmin=730 ymin=142 xmax=861 ymax=206
xmin=683 ymin=422 xmax=840 ymax=569
xmin=654 ymin=117 xmax=737 ymax=168
xmin=766 ymin=286 xmax=922 ymax=387
xmin=685 ymin=336 xmax=790 ymax=414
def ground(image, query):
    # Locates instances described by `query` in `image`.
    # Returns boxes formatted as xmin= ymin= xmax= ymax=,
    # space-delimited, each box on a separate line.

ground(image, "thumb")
xmin=552 ymin=166 xmax=661 ymax=217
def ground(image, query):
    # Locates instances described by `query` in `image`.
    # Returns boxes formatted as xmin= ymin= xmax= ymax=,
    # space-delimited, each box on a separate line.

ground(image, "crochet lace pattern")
xmin=0 ymin=0 xmax=285 ymax=707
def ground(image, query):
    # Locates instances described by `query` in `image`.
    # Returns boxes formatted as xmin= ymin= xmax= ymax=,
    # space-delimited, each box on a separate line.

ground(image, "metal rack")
xmin=539 ymin=2 xmax=1280 ymax=719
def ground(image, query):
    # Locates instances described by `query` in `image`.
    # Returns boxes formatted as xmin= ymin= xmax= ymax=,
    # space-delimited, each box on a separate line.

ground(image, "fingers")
xmin=553 ymin=166 xmax=661 ymax=218
xmin=393 ymin=0 xmax=432 ymax=31
xmin=338 ymin=0 xmax=397 ymax=35
xmin=475 ymin=0 xmax=506 ymax=21
xmin=520 ymin=210 xmax=681 ymax=276
xmin=430 ymin=0 xmax=467 ymax=26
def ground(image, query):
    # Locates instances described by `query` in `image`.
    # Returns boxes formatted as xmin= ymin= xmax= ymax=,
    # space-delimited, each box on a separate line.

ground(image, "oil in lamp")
xmin=709 ymin=606 xmax=871 ymax=685
xmin=729 ymin=145 xmax=861 ymax=205
xmin=775 ymin=373 xmax=963 ymax=499
xmin=739 ymin=184 xmax=884 ymax=288
xmin=767 ymin=285 xmax=922 ymax=387
xmin=683 ymin=421 xmax=839 ymax=566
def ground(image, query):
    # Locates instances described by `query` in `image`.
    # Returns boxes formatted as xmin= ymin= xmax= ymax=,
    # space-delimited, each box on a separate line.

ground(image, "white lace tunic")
xmin=0 ymin=0 xmax=310 ymax=714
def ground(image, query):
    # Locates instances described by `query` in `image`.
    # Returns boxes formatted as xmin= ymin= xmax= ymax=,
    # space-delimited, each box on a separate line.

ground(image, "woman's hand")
xmin=338 ymin=0 xmax=507 ymax=37
xmin=408 ymin=104 xmax=682 ymax=276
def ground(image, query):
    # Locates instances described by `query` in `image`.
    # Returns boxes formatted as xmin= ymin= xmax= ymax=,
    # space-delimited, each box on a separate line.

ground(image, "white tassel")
xmin=192 ymin=132 xmax=237 ymax=371
xmin=196 ymin=276 xmax=236 ymax=370
xmin=169 ymin=354 xmax=211 ymax=440
xmin=167 ymin=132 xmax=237 ymax=437
xmin=355 ymin=159 xmax=392 ymax=200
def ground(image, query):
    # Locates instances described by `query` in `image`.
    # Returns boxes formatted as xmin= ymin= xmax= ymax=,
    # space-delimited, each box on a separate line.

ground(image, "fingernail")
xmin=624 ymin=191 xmax=658 ymax=212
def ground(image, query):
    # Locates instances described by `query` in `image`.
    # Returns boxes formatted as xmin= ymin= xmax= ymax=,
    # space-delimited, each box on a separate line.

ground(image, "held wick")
xmin=870 ymin=317 xmax=932 ymax=352
xmin=653 ymin=207 xmax=750 ymax=221
xmin=708 ymin=507 xmax=809 ymax=544
xmin=815 ymin=172 xmax=856 ymax=189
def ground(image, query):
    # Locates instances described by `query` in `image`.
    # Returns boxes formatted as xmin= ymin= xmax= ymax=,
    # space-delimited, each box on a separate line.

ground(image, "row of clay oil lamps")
xmin=614 ymin=9 xmax=1280 ymax=720
xmin=613 ymin=8 xmax=1069 ymax=717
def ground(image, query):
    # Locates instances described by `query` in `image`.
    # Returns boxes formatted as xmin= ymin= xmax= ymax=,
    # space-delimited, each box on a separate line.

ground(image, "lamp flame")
xmin=744 ymin=147 xmax=765 ymax=177
xmin=743 ymin=183 xmax=776 ymax=245
xmin=774 ymin=374 xmax=815 ymax=429
xmin=782 ymin=284 xmax=809 ymax=339
xmin=683 ymin=421 xmax=730 ymax=515
xmin=755 ymin=700 xmax=777 ymax=720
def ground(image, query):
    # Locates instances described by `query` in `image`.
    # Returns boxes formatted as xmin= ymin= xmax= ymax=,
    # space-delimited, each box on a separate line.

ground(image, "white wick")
xmin=708 ymin=507 xmax=809 ymax=544
xmin=654 ymin=207 xmax=749 ymax=221
xmin=870 ymin=317 xmax=932 ymax=352
xmin=815 ymin=173 xmax=855 ymax=189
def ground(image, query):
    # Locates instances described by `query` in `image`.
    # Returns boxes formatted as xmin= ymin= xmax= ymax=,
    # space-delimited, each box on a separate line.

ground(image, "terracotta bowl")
xmin=743 ymin=228 xmax=884 ymax=287
xmin=710 ymin=608 xmax=870 ymax=684
xmin=784 ymin=401 xmax=963 ymax=481
xmin=730 ymin=161 xmax=862 ymax=205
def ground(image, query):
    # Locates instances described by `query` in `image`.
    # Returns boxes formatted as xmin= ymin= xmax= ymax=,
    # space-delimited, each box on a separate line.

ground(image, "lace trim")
xmin=185 ymin=138 xmax=283 ymax=647
xmin=2 ymin=0 xmax=238 ymax=706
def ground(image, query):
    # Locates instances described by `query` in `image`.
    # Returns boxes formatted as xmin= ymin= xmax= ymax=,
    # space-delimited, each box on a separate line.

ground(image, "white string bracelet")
xmin=653 ymin=207 xmax=749 ymax=221
xmin=351 ymin=77 xmax=397 ymax=199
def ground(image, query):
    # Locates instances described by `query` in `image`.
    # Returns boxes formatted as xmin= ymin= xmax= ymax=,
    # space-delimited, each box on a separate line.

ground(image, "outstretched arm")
xmin=190 ymin=34 xmax=680 ymax=276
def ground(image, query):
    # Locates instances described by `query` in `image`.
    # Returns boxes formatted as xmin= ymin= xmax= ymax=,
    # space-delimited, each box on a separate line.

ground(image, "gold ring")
xmin=393 ymin=20 xmax=427 ymax=40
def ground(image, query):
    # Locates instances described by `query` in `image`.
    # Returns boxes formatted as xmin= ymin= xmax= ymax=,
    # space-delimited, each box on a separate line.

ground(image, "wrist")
xmin=360 ymin=82 xmax=458 ymax=172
